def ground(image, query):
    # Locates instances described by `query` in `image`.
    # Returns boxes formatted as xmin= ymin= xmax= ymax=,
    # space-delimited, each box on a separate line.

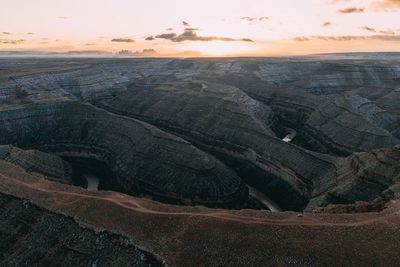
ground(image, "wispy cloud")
xmin=241 ymin=16 xmax=269 ymax=23
xmin=337 ymin=7 xmax=365 ymax=13
xmin=2 ymin=32 xmax=11 ymax=35
xmin=0 ymin=39 xmax=26 ymax=44
xmin=293 ymin=36 xmax=310 ymax=42
xmin=362 ymin=26 xmax=395 ymax=35
xmin=329 ymin=0 xmax=353 ymax=3
xmin=293 ymin=35 xmax=400 ymax=41
xmin=111 ymin=38 xmax=135 ymax=43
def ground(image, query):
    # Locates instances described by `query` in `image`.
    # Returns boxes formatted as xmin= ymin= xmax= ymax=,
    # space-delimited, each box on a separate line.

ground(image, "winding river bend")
xmin=84 ymin=173 xmax=100 ymax=190
xmin=80 ymin=170 xmax=281 ymax=212
xmin=248 ymin=186 xmax=282 ymax=212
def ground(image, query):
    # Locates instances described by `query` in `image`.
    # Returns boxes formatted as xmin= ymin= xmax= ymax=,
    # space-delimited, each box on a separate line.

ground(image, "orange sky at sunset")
xmin=0 ymin=0 xmax=399 ymax=56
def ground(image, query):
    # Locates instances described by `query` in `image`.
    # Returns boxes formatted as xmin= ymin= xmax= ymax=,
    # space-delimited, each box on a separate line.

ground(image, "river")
xmin=248 ymin=186 xmax=282 ymax=212
xmin=84 ymin=173 xmax=100 ymax=190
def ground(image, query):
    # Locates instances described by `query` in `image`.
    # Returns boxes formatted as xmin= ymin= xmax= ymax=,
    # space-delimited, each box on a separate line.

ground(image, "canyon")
xmin=0 ymin=54 xmax=399 ymax=266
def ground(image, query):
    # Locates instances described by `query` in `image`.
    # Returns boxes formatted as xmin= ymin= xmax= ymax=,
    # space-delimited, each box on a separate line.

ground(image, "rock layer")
xmin=0 ymin=101 xmax=246 ymax=206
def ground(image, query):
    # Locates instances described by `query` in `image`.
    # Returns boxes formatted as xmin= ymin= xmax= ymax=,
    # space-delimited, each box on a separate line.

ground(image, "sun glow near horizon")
xmin=0 ymin=0 xmax=399 ymax=56
xmin=181 ymin=41 xmax=259 ymax=56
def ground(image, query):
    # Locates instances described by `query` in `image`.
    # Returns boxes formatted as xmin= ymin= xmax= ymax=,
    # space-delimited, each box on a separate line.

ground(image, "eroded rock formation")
xmin=0 ymin=100 xmax=246 ymax=206
xmin=0 ymin=55 xmax=400 ymax=265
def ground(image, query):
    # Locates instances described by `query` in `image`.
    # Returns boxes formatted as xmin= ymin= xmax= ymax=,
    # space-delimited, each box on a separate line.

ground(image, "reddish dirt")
xmin=1 ymin=160 xmax=400 ymax=266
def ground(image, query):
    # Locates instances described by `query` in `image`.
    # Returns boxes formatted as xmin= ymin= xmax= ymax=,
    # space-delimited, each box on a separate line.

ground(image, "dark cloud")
xmin=182 ymin=21 xmax=190 ymax=26
xmin=362 ymin=26 xmax=395 ymax=35
xmin=2 ymin=32 xmax=11 ymax=35
xmin=241 ymin=16 xmax=269 ymax=22
xmin=27 ymin=32 xmax=34 ymax=35
xmin=293 ymin=35 xmax=400 ymax=41
xmin=240 ymin=38 xmax=254 ymax=42
xmin=111 ymin=38 xmax=135 ymax=43
xmin=155 ymin=33 xmax=177 ymax=39
xmin=165 ymin=28 xmax=173 ymax=31
xmin=338 ymin=7 xmax=365 ymax=13
xmin=0 ymin=39 xmax=26 ymax=44
xmin=154 ymin=28 xmax=253 ymax=42
xmin=145 ymin=36 xmax=155 ymax=41
xmin=323 ymin=21 xmax=332 ymax=27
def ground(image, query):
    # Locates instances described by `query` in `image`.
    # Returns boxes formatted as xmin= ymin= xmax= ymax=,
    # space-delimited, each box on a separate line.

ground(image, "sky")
xmin=0 ymin=0 xmax=399 ymax=56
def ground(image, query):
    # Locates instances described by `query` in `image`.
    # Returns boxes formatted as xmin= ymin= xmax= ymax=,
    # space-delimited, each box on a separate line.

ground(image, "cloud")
xmin=323 ymin=21 xmax=332 ymax=27
xmin=154 ymin=28 xmax=253 ymax=42
xmin=111 ymin=38 xmax=135 ymax=43
xmin=241 ymin=16 xmax=269 ymax=22
xmin=27 ymin=32 xmax=34 ymax=35
xmin=145 ymin=36 xmax=155 ymax=41
xmin=0 ymin=39 xmax=26 ymax=44
xmin=338 ymin=7 xmax=365 ymax=13
xmin=362 ymin=26 xmax=395 ymax=35
xmin=184 ymin=28 xmax=199 ymax=31
xmin=2 ymin=32 xmax=11 ymax=35
xmin=165 ymin=28 xmax=173 ymax=31
xmin=155 ymin=33 xmax=177 ymax=39
xmin=117 ymin=49 xmax=159 ymax=57
xmin=84 ymin=43 xmax=96 ymax=46
xmin=329 ymin=0 xmax=353 ymax=3
xmin=293 ymin=36 xmax=310 ymax=42
xmin=370 ymin=0 xmax=400 ymax=11
xmin=182 ymin=21 xmax=190 ymax=26
xmin=57 ymin=16 xmax=69 ymax=19
xmin=293 ymin=35 xmax=400 ymax=41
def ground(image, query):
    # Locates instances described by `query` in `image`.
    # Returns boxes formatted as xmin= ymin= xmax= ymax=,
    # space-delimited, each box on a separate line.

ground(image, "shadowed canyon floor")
xmin=0 ymin=54 xmax=400 ymax=266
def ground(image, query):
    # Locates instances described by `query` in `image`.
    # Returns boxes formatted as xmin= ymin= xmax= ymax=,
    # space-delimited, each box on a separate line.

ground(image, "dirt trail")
xmin=0 ymin=169 xmax=398 ymax=228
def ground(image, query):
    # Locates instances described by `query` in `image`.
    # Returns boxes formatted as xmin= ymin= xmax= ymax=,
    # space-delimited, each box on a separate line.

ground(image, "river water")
xmin=248 ymin=186 xmax=282 ymax=212
xmin=84 ymin=173 xmax=100 ymax=190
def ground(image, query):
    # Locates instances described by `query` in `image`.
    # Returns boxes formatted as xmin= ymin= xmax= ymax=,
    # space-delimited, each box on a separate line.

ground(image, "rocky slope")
xmin=0 ymin=100 xmax=246 ymax=207
xmin=0 ymin=145 xmax=73 ymax=184
xmin=0 ymin=159 xmax=399 ymax=266
xmin=1 ymin=56 xmax=400 ymax=265
xmin=99 ymin=80 xmax=339 ymax=211
xmin=0 ymin=192 xmax=162 ymax=267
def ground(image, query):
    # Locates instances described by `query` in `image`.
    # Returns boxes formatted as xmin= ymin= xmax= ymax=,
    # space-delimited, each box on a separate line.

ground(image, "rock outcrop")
xmin=1 ymin=55 xmax=400 ymax=265
xmin=99 ymin=81 xmax=341 ymax=210
xmin=0 ymin=100 xmax=246 ymax=206
xmin=0 ymin=56 xmax=399 ymax=211
xmin=0 ymin=145 xmax=73 ymax=184
xmin=0 ymin=193 xmax=161 ymax=267
xmin=307 ymin=146 xmax=400 ymax=209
